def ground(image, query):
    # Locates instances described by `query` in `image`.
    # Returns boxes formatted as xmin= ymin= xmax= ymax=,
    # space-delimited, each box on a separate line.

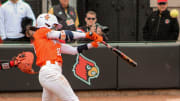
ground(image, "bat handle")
xmin=102 ymin=41 xmax=112 ymax=49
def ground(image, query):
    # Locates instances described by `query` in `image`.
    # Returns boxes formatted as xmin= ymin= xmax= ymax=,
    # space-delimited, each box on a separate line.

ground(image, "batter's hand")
xmin=85 ymin=32 xmax=103 ymax=42
xmin=91 ymin=41 xmax=99 ymax=48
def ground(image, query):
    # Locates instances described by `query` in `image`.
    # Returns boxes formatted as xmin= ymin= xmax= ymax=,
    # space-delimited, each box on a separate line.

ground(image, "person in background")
xmin=48 ymin=0 xmax=79 ymax=31
xmin=143 ymin=0 xmax=179 ymax=41
xmin=78 ymin=11 xmax=109 ymax=41
xmin=0 ymin=0 xmax=36 ymax=42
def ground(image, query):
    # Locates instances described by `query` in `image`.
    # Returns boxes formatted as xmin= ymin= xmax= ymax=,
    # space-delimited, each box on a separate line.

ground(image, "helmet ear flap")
xmin=45 ymin=23 xmax=51 ymax=27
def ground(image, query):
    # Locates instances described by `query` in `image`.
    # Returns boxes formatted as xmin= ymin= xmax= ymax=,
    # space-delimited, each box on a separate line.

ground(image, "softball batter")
xmin=24 ymin=13 xmax=102 ymax=101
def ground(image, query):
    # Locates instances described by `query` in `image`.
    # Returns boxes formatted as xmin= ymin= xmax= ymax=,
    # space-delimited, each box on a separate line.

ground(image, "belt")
xmin=42 ymin=60 xmax=62 ymax=67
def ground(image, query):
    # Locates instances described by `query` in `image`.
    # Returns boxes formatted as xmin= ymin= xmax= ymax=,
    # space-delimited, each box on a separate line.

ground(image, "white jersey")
xmin=0 ymin=0 xmax=36 ymax=40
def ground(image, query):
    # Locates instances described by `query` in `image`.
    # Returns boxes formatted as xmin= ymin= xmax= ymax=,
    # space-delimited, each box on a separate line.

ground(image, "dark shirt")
xmin=53 ymin=3 xmax=77 ymax=31
xmin=143 ymin=9 xmax=179 ymax=41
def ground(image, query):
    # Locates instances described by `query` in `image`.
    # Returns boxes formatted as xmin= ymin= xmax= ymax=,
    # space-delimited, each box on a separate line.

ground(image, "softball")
xmin=170 ymin=9 xmax=179 ymax=18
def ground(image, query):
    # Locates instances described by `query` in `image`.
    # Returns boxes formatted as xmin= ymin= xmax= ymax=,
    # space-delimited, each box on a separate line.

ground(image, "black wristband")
xmin=77 ymin=44 xmax=88 ymax=53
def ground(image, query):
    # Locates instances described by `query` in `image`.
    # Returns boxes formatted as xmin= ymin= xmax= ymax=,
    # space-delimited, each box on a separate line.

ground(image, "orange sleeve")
xmin=33 ymin=28 xmax=52 ymax=39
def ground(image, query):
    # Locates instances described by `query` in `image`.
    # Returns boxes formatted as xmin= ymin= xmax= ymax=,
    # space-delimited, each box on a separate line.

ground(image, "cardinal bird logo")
xmin=72 ymin=54 xmax=100 ymax=85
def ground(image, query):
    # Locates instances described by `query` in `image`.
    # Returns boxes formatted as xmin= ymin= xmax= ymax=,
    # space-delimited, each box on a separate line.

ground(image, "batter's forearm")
xmin=71 ymin=31 xmax=86 ymax=39
xmin=61 ymin=43 xmax=94 ymax=55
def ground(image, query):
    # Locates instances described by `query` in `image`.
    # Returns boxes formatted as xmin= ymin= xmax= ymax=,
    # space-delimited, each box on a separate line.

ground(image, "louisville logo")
xmin=72 ymin=54 xmax=100 ymax=85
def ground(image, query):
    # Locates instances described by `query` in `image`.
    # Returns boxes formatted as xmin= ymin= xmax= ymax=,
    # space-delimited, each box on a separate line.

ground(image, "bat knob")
xmin=132 ymin=62 xmax=138 ymax=67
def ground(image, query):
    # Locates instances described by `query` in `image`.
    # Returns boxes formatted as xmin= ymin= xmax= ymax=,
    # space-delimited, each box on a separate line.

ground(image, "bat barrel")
xmin=102 ymin=41 xmax=138 ymax=67
xmin=129 ymin=60 xmax=138 ymax=67
xmin=119 ymin=52 xmax=138 ymax=67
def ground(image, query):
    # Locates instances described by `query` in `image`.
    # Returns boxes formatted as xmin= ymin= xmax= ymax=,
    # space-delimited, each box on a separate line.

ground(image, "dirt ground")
xmin=1 ymin=89 xmax=180 ymax=101
xmin=1 ymin=96 xmax=180 ymax=101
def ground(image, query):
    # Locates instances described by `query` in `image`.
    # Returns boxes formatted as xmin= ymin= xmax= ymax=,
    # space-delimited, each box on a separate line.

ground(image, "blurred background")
xmin=0 ymin=0 xmax=180 ymax=100
xmin=1 ymin=0 xmax=179 ymax=42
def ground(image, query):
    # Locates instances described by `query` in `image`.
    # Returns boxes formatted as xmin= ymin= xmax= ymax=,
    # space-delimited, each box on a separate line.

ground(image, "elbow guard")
xmin=59 ymin=30 xmax=74 ymax=42
xmin=77 ymin=44 xmax=88 ymax=53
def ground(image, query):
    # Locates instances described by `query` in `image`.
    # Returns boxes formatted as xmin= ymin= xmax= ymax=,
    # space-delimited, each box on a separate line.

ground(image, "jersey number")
xmin=57 ymin=48 xmax=61 ymax=56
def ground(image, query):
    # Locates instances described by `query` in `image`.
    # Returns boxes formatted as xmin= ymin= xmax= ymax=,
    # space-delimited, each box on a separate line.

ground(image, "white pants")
xmin=39 ymin=61 xmax=79 ymax=101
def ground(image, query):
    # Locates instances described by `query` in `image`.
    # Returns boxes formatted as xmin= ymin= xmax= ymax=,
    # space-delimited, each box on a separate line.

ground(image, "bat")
xmin=101 ymin=41 xmax=138 ymax=67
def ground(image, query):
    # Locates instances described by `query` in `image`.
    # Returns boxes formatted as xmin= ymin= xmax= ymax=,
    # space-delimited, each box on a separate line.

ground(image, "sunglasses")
xmin=87 ymin=17 xmax=96 ymax=20
xmin=158 ymin=2 xmax=167 ymax=5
